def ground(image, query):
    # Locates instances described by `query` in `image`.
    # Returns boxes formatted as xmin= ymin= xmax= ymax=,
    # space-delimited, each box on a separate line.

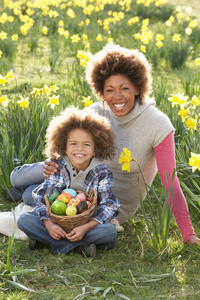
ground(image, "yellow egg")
xmin=66 ymin=206 xmax=77 ymax=216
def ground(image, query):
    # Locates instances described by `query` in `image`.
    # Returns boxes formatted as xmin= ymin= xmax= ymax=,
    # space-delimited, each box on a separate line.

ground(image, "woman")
xmin=10 ymin=43 xmax=200 ymax=244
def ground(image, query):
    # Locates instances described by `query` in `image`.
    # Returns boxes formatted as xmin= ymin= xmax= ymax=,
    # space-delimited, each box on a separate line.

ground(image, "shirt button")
xmin=73 ymin=174 xmax=76 ymax=177
xmin=72 ymin=167 xmax=75 ymax=170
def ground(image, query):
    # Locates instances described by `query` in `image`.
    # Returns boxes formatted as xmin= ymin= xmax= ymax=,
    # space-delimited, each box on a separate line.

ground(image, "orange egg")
xmin=58 ymin=193 xmax=72 ymax=203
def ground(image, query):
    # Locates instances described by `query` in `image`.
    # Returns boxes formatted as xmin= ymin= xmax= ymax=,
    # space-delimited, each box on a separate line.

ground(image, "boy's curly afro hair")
xmin=85 ymin=43 xmax=152 ymax=104
xmin=44 ymin=106 xmax=115 ymax=160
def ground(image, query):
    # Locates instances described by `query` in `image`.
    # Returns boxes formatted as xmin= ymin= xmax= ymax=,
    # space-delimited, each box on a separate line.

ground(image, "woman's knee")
xmin=22 ymin=184 xmax=39 ymax=206
xmin=10 ymin=163 xmax=44 ymax=189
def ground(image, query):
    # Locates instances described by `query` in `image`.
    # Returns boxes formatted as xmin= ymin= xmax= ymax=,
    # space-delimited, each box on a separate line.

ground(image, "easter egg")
xmin=62 ymin=188 xmax=77 ymax=198
xmin=86 ymin=201 xmax=91 ymax=208
xmin=76 ymin=193 xmax=87 ymax=202
xmin=58 ymin=193 xmax=72 ymax=203
xmin=76 ymin=201 xmax=88 ymax=214
xmin=66 ymin=206 xmax=77 ymax=216
xmin=51 ymin=200 xmax=67 ymax=215
xmin=67 ymin=198 xmax=80 ymax=207
xmin=49 ymin=191 xmax=59 ymax=202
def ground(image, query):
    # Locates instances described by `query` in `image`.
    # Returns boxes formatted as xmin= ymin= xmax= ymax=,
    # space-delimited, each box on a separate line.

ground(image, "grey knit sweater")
xmin=90 ymin=98 xmax=174 ymax=224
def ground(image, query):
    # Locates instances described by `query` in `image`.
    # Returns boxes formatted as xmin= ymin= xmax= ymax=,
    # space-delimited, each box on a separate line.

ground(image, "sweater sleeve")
xmin=154 ymin=131 xmax=196 ymax=243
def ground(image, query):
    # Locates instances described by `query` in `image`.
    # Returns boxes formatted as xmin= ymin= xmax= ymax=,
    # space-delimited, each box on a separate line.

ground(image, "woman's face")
xmin=103 ymin=74 xmax=139 ymax=117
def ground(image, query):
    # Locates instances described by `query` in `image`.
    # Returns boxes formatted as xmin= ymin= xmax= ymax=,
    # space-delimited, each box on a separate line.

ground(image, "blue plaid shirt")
xmin=32 ymin=158 xmax=120 ymax=224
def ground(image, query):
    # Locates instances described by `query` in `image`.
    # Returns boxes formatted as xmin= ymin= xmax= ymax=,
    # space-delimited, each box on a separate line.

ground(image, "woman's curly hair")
xmin=85 ymin=43 xmax=152 ymax=104
xmin=44 ymin=107 xmax=115 ymax=160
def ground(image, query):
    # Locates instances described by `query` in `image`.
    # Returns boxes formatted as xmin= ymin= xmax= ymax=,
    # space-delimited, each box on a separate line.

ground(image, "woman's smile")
xmin=103 ymin=74 xmax=139 ymax=116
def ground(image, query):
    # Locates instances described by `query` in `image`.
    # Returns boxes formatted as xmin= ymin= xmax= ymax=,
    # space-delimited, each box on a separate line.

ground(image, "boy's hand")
xmin=43 ymin=156 xmax=59 ymax=178
xmin=66 ymin=226 xmax=87 ymax=242
xmin=43 ymin=219 xmax=67 ymax=240
xmin=66 ymin=220 xmax=99 ymax=242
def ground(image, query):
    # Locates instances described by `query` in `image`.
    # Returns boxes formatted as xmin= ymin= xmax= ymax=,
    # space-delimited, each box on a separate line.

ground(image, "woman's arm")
xmin=154 ymin=131 xmax=200 ymax=244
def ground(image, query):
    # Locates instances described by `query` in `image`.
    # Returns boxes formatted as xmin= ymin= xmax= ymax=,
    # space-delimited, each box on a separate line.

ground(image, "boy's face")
xmin=66 ymin=129 xmax=95 ymax=172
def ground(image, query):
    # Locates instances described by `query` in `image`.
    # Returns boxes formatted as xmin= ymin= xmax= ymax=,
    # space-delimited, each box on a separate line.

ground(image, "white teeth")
xmin=114 ymin=103 xmax=125 ymax=108
xmin=74 ymin=154 xmax=84 ymax=157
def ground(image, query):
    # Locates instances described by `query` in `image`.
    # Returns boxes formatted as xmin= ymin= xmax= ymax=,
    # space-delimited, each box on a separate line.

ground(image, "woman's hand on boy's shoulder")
xmin=187 ymin=236 xmax=200 ymax=245
xmin=43 ymin=156 xmax=59 ymax=178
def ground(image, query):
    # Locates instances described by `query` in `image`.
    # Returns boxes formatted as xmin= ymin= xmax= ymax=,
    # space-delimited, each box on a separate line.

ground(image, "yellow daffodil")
xmin=140 ymin=45 xmax=146 ymax=53
xmin=8 ymin=16 xmax=14 ymax=23
xmin=50 ymin=84 xmax=59 ymax=93
xmin=63 ymin=30 xmax=69 ymax=39
xmin=42 ymin=26 xmax=48 ymax=35
xmin=188 ymin=20 xmax=198 ymax=28
xmin=189 ymin=152 xmax=200 ymax=172
xmin=0 ymin=75 xmax=6 ymax=85
xmin=119 ymin=148 xmax=134 ymax=172
xmin=172 ymin=34 xmax=181 ymax=42
xmin=156 ymin=41 xmax=163 ymax=48
xmin=178 ymin=108 xmax=189 ymax=122
xmin=0 ymin=31 xmax=7 ymax=40
xmin=58 ymin=27 xmax=64 ymax=35
xmin=58 ymin=20 xmax=64 ymax=27
xmin=67 ymin=8 xmax=76 ymax=18
xmin=0 ymin=12 xmax=8 ymax=24
xmin=191 ymin=96 xmax=200 ymax=108
xmin=71 ymin=34 xmax=80 ymax=43
xmin=6 ymin=71 xmax=14 ymax=82
xmin=185 ymin=28 xmax=192 ymax=35
xmin=43 ymin=85 xmax=51 ymax=95
xmin=0 ymin=95 xmax=10 ymax=106
xmin=165 ymin=20 xmax=172 ymax=27
xmin=11 ymin=34 xmax=18 ymax=41
xmin=17 ymin=96 xmax=30 ymax=110
xmin=96 ymin=34 xmax=103 ymax=42
xmin=82 ymin=96 xmax=93 ymax=108
xmin=48 ymin=95 xmax=59 ymax=109
xmin=168 ymin=93 xmax=188 ymax=108
xmin=185 ymin=116 xmax=197 ymax=132
xmin=195 ymin=58 xmax=200 ymax=66
xmin=156 ymin=34 xmax=164 ymax=42
xmin=127 ymin=16 xmax=139 ymax=26
xmin=86 ymin=19 xmax=90 ymax=25
xmin=31 ymin=88 xmax=41 ymax=95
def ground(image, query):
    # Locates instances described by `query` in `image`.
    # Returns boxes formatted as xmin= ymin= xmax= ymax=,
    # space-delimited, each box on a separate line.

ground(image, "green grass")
xmin=0 ymin=0 xmax=200 ymax=298
xmin=0 ymin=210 xmax=200 ymax=300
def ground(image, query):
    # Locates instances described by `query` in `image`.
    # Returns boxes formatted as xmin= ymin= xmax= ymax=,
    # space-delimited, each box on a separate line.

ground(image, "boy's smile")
xmin=66 ymin=128 xmax=95 ymax=172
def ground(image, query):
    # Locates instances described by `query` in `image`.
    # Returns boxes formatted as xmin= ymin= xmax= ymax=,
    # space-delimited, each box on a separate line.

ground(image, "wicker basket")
xmin=45 ymin=189 xmax=97 ymax=233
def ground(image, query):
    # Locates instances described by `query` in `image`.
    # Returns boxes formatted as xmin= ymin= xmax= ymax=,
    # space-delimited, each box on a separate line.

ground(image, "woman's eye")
xmin=106 ymin=89 xmax=113 ymax=93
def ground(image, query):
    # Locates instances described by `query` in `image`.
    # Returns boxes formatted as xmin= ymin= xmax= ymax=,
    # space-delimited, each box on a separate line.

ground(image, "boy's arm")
xmin=91 ymin=167 xmax=120 ymax=224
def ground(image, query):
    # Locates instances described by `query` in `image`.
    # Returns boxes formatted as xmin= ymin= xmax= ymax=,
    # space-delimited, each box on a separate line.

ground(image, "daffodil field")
xmin=0 ymin=0 xmax=200 ymax=298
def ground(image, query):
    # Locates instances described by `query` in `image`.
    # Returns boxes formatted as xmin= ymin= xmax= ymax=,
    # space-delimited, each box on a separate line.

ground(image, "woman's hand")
xmin=43 ymin=219 xmax=67 ymax=240
xmin=43 ymin=156 xmax=59 ymax=178
xmin=187 ymin=236 xmax=200 ymax=245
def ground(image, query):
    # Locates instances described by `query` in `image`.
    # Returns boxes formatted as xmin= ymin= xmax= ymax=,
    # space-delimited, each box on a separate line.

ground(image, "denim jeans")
xmin=17 ymin=211 xmax=117 ymax=254
xmin=10 ymin=162 xmax=44 ymax=205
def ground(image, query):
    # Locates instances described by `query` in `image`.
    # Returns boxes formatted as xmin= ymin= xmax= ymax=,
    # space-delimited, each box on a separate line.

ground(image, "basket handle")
xmin=45 ymin=195 xmax=51 ymax=217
